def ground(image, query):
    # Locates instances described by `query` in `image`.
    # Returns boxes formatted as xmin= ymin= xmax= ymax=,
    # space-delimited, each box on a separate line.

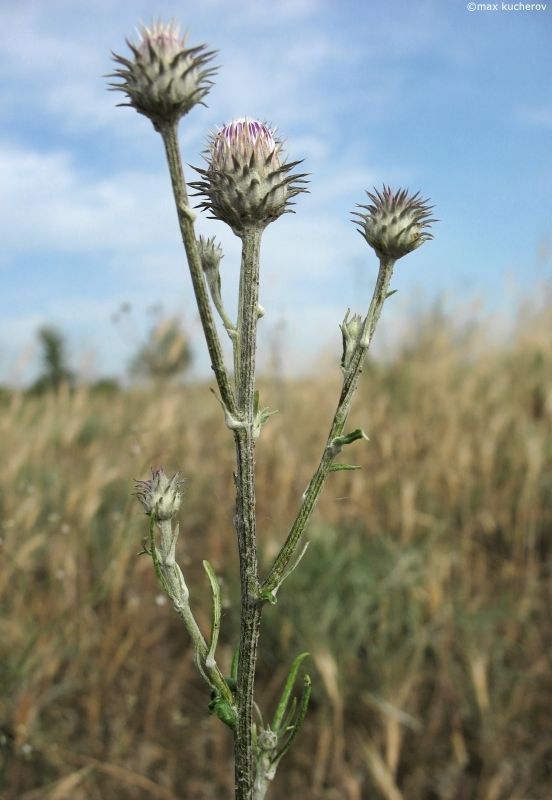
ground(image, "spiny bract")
xmin=108 ymin=21 xmax=217 ymax=128
xmin=353 ymin=186 xmax=436 ymax=260
xmin=134 ymin=468 xmax=183 ymax=521
xmin=190 ymin=118 xmax=308 ymax=235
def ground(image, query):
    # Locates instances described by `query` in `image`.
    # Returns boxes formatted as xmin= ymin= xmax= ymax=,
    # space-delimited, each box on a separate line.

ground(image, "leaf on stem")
xmin=260 ymin=541 xmax=309 ymax=604
xmin=202 ymin=559 xmax=222 ymax=669
xmin=271 ymin=652 xmax=310 ymax=734
xmin=328 ymin=428 xmax=369 ymax=457
xmin=272 ymin=674 xmax=312 ymax=766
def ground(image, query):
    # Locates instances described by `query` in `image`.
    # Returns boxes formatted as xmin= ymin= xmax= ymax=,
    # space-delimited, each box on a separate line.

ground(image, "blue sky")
xmin=1 ymin=0 xmax=550 ymax=383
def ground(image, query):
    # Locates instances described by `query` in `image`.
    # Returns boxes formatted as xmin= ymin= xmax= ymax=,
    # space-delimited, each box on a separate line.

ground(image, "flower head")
xmin=353 ymin=186 xmax=436 ymax=261
xmin=134 ymin=468 xmax=183 ymax=521
xmin=340 ymin=310 xmax=363 ymax=371
xmin=198 ymin=235 xmax=224 ymax=276
xmin=190 ymin=118 xmax=308 ymax=235
xmin=198 ymin=235 xmax=224 ymax=301
xmin=108 ymin=22 xmax=217 ymax=129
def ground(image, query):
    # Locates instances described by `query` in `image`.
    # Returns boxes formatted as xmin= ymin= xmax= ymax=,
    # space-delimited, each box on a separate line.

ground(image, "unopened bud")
xmin=340 ymin=310 xmax=363 ymax=371
xmin=258 ymin=729 xmax=278 ymax=752
xmin=353 ymin=186 xmax=436 ymax=261
xmin=190 ymin=118 xmax=308 ymax=235
xmin=134 ymin=468 xmax=183 ymax=521
xmin=198 ymin=235 xmax=223 ymax=296
xmin=198 ymin=235 xmax=223 ymax=274
xmin=108 ymin=22 xmax=217 ymax=129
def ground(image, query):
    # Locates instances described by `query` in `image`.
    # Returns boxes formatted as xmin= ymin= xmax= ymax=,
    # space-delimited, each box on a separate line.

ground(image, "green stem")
xmin=149 ymin=519 xmax=233 ymax=706
xmin=234 ymin=227 xmax=263 ymax=800
xmin=261 ymin=257 xmax=395 ymax=598
xmin=159 ymin=122 xmax=237 ymax=417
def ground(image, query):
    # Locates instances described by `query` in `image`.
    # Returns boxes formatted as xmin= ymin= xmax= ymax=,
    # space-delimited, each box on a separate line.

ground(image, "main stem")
xmin=234 ymin=228 xmax=263 ymax=800
xmin=160 ymin=121 xmax=263 ymax=798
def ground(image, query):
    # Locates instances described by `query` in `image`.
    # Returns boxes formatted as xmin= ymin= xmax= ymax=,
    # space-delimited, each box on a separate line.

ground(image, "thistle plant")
xmin=109 ymin=21 xmax=435 ymax=800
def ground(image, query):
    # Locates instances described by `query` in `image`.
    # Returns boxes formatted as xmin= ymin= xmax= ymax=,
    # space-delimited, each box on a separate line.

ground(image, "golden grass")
xmin=1 ymin=302 xmax=551 ymax=799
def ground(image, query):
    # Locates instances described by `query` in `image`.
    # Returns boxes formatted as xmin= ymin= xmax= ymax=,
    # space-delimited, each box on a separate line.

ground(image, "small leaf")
xmin=260 ymin=541 xmax=309 ymax=604
xmin=385 ymin=289 xmax=398 ymax=299
xmin=272 ymin=674 xmax=312 ymax=765
xmin=329 ymin=463 xmax=362 ymax=472
xmin=203 ymin=560 xmax=222 ymax=668
xmin=230 ymin=647 xmax=239 ymax=682
xmin=328 ymin=428 xmax=369 ymax=456
xmin=271 ymin=652 xmax=309 ymax=734
xmin=279 ymin=696 xmax=297 ymax=734
xmin=208 ymin=696 xmax=238 ymax=730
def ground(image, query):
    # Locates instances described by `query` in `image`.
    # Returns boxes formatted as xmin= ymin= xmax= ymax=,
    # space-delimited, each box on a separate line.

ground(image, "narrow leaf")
xmin=329 ymin=428 xmax=369 ymax=456
xmin=271 ymin=652 xmax=309 ymax=733
xmin=273 ymin=674 xmax=312 ymax=764
xmin=202 ymin=560 xmax=222 ymax=668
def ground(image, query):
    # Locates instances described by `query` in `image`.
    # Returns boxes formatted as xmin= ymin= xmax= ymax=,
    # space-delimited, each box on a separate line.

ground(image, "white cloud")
xmin=0 ymin=141 xmax=175 ymax=253
xmin=0 ymin=0 xmax=542 ymax=384
xmin=0 ymin=0 xmax=404 ymax=140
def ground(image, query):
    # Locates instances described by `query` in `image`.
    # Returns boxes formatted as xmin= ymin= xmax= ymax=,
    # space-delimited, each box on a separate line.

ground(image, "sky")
xmin=1 ymin=0 xmax=551 ymax=384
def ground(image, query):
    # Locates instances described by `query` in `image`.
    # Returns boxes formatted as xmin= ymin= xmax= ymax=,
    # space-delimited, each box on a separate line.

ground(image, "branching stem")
xmin=149 ymin=518 xmax=233 ymax=706
xmin=261 ymin=257 xmax=395 ymax=598
xmin=159 ymin=118 xmax=395 ymax=800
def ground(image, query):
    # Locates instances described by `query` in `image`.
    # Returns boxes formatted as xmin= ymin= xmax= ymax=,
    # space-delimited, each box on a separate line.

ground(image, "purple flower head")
xmin=190 ymin=118 xmax=308 ymax=235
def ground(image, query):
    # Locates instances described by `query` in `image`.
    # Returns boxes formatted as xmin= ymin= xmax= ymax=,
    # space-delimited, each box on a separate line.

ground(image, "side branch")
xmin=148 ymin=518 xmax=234 ymax=711
xmin=261 ymin=257 xmax=395 ymax=599
xmin=159 ymin=122 xmax=237 ymax=417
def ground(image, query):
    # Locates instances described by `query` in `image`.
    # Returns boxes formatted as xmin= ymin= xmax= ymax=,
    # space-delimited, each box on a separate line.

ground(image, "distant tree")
xmin=0 ymin=386 xmax=11 ymax=404
xmin=129 ymin=315 xmax=192 ymax=382
xmin=30 ymin=325 xmax=75 ymax=394
xmin=90 ymin=377 xmax=121 ymax=395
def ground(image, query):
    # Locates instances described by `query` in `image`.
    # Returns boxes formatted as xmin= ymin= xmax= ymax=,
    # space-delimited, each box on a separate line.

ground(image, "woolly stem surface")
xmin=233 ymin=227 xmax=263 ymax=800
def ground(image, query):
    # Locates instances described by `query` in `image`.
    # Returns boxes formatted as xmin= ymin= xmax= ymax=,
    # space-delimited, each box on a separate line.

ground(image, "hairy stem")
xmin=262 ymin=257 xmax=395 ymax=597
xmin=160 ymin=121 xmax=264 ymax=797
xmin=234 ymin=227 xmax=263 ymax=800
xmin=159 ymin=122 xmax=237 ymax=417
xmin=149 ymin=519 xmax=233 ymax=706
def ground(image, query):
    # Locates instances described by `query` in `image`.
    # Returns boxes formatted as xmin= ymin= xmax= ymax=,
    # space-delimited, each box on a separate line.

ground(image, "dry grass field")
xmin=1 ymin=301 xmax=551 ymax=800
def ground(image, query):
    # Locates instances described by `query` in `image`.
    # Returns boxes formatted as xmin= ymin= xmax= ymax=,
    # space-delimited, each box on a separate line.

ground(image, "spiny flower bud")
xmin=198 ymin=235 xmax=224 ymax=301
xmin=353 ymin=186 xmax=436 ymax=261
xmin=190 ymin=118 xmax=308 ymax=235
xmin=340 ymin=310 xmax=363 ymax=371
xmin=258 ymin=729 xmax=278 ymax=752
xmin=108 ymin=22 xmax=217 ymax=129
xmin=134 ymin=468 xmax=183 ymax=521
xmin=198 ymin=235 xmax=223 ymax=277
